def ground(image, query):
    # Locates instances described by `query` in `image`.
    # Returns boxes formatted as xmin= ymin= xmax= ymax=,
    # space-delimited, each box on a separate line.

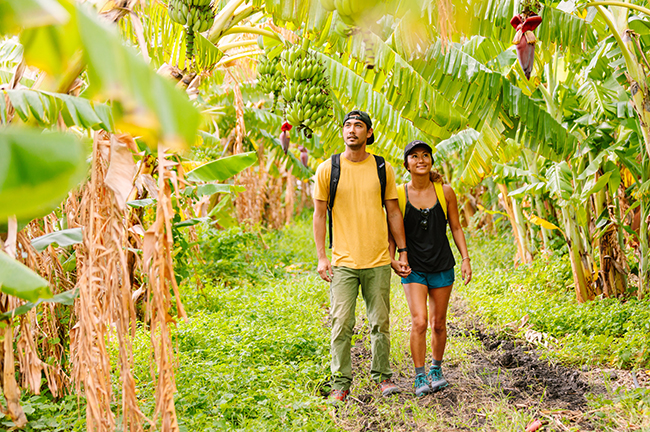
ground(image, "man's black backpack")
xmin=327 ymin=153 xmax=386 ymax=248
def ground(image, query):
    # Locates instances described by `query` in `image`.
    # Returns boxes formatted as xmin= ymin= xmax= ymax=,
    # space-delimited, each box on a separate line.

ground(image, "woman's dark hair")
xmin=429 ymin=170 xmax=444 ymax=183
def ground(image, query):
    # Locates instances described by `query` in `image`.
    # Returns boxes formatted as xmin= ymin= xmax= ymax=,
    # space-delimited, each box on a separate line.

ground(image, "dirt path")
xmin=326 ymin=294 xmax=641 ymax=431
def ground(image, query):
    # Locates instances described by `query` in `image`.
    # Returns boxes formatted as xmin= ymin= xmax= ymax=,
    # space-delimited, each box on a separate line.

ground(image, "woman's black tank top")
xmin=403 ymin=184 xmax=456 ymax=273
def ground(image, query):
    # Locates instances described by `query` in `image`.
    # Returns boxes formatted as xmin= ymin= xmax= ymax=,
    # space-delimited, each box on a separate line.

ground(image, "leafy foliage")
xmin=0 ymin=128 xmax=87 ymax=221
xmin=0 ymin=251 xmax=51 ymax=302
xmin=186 ymin=151 xmax=258 ymax=182
xmin=19 ymin=2 xmax=200 ymax=148
xmin=30 ymin=228 xmax=83 ymax=252
xmin=0 ymin=394 xmax=85 ymax=431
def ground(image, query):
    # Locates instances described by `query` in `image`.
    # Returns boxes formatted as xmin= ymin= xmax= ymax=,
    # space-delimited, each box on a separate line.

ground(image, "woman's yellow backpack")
xmin=397 ymin=183 xmax=447 ymax=219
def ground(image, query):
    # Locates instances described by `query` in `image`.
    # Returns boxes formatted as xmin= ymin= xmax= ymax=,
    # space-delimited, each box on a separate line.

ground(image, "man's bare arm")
xmin=313 ymin=199 xmax=332 ymax=282
xmin=385 ymin=199 xmax=409 ymax=273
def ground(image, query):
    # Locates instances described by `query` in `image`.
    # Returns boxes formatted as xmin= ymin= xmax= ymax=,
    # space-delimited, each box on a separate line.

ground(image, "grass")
xmin=456 ymin=226 xmax=650 ymax=431
xmin=129 ymin=217 xmax=337 ymax=431
xmin=7 ymin=215 xmax=650 ymax=431
xmin=457 ymin=229 xmax=650 ymax=369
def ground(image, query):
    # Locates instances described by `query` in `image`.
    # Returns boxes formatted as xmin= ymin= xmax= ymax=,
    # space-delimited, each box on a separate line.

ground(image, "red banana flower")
xmin=298 ymin=145 xmax=309 ymax=167
xmin=281 ymin=122 xmax=292 ymax=132
xmin=280 ymin=122 xmax=292 ymax=154
xmin=510 ymin=14 xmax=542 ymax=79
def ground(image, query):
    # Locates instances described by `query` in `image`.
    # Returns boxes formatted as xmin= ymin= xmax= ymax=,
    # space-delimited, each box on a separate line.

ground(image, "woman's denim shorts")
xmin=401 ymin=268 xmax=455 ymax=289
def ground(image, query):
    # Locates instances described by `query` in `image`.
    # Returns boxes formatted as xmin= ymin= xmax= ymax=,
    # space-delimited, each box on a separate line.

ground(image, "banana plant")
xmin=447 ymin=0 xmax=648 ymax=300
xmin=233 ymin=0 xmax=650 ymax=301
xmin=245 ymin=0 xmax=580 ymax=171
xmin=119 ymin=0 xmax=274 ymax=73
xmin=581 ymin=1 xmax=650 ymax=297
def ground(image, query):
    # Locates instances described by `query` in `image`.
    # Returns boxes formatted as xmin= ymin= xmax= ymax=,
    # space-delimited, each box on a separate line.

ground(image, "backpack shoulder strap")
xmin=434 ymin=182 xmax=447 ymax=219
xmin=329 ymin=154 xmax=341 ymax=211
xmin=328 ymin=154 xmax=341 ymax=249
xmin=397 ymin=184 xmax=406 ymax=216
xmin=374 ymin=155 xmax=386 ymax=206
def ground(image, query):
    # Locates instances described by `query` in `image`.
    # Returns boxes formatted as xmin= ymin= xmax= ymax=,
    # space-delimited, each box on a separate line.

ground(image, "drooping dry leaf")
xmin=3 ymin=325 xmax=28 ymax=428
xmin=142 ymin=219 xmax=160 ymax=273
xmin=73 ymin=131 xmax=149 ymax=431
xmin=139 ymin=173 xmax=159 ymax=200
xmin=146 ymin=150 xmax=181 ymax=431
xmin=104 ymin=134 xmax=136 ymax=210
xmin=128 ymin=224 xmax=146 ymax=237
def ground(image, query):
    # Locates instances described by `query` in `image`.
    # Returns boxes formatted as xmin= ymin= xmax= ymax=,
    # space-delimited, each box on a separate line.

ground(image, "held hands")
xmin=317 ymin=257 xmax=333 ymax=282
xmin=391 ymin=252 xmax=411 ymax=278
xmin=461 ymin=258 xmax=472 ymax=285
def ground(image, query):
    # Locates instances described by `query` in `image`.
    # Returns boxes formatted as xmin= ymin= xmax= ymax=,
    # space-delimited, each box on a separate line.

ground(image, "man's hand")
xmin=461 ymin=259 xmax=472 ymax=285
xmin=391 ymin=251 xmax=410 ymax=277
xmin=391 ymin=258 xmax=411 ymax=278
xmin=317 ymin=257 xmax=333 ymax=282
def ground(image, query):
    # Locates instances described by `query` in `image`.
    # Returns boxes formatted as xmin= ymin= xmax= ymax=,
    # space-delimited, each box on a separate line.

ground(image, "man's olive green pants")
xmin=330 ymin=265 xmax=392 ymax=391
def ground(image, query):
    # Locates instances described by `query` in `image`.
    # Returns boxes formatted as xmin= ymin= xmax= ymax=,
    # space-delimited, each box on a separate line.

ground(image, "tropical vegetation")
xmin=0 ymin=0 xmax=649 ymax=430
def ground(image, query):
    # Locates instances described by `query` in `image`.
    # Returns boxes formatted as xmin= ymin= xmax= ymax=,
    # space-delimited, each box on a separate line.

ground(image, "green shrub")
xmin=190 ymin=216 xmax=318 ymax=285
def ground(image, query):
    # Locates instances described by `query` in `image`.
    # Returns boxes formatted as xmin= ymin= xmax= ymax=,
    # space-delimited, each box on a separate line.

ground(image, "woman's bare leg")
xmin=428 ymin=284 xmax=453 ymax=361
xmin=402 ymin=282 xmax=429 ymax=368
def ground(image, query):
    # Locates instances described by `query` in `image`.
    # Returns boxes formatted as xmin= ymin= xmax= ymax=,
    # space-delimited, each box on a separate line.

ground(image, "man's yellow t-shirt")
xmin=314 ymin=154 xmax=398 ymax=269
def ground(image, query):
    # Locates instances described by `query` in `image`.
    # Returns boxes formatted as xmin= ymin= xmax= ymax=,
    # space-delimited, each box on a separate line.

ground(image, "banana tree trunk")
xmin=498 ymin=183 xmax=532 ymax=266
xmin=511 ymin=196 xmax=534 ymax=261
xmin=0 ymin=218 xmax=28 ymax=428
xmin=285 ymin=168 xmax=295 ymax=225
xmin=525 ymin=150 xmax=550 ymax=249
xmin=533 ymin=195 xmax=550 ymax=250
xmin=639 ymin=197 xmax=650 ymax=299
xmin=561 ymin=206 xmax=594 ymax=302
xmin=599 ymin=194 xmax=629 ymax=298
xmin=626 ymin=82 xmax=650 ymax=162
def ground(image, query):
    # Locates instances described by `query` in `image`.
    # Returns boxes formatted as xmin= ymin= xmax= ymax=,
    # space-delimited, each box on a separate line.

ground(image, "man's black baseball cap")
xmin=343 ymin=110 xmax=374 ymax=145
xmin=404 ymin=140 xmax=433 ymax=161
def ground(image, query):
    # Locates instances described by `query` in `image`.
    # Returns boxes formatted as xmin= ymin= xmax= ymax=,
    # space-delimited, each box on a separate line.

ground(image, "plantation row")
xmin=0 ymin=0 xmax=649 ymax=430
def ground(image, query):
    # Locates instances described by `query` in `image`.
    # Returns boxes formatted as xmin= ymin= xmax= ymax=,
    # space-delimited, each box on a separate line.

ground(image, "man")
xmin=313 ymin=110 xmax=409 ymax=403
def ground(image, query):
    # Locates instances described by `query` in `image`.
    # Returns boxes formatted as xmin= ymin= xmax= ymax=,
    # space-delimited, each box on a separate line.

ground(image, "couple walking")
xmin=312 ymin=110 xmax=472 ymax=402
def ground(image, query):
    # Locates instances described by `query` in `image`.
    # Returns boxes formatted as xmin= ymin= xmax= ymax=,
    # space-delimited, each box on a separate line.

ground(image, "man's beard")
xmin=345 ymin=137 xmax=365 ymax=149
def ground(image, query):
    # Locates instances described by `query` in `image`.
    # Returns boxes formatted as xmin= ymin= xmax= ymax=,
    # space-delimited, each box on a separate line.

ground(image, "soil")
xmin=325 ymin=294 xmax=640 ymax=432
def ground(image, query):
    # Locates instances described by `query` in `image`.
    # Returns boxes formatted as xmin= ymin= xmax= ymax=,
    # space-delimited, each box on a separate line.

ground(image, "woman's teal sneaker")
xmin=414 ymin=373 xmax=431 ymax=397
xmin=428 ymin=366 xmax=449 ymax=392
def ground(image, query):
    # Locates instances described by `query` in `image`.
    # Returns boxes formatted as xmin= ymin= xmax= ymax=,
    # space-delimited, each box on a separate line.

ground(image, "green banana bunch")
xmin=167 ymin=0 xmax=215 ymax=62
xmin=257 ymin=54 xmax=283 ymax=99
xmin=320 ymin=0 xmax=336 ymax=11
xmin=326 ymin=0 xmax=388 ymax=28
xmin=276 ymin=42 xmax=332 ymax=138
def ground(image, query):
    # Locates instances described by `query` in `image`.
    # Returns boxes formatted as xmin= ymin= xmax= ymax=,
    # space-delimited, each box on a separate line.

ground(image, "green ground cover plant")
xmin=0 ymin=394 xmax=84 ymax=432
xmin=137 ymin=217 xmax=337 ymax=431
xmin=458 ymin=229 xmax=650 ymax=369
xmin=10 ymin=216 xmax=650 ymax=431
xmin=12 ymin=217 xmax=334 ymax=432
xmin=458 ymin=227 xmax=650 ymax=430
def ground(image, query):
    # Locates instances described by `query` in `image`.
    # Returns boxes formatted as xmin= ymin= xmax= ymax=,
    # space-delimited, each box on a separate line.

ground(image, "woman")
xmin=389 ymin=140 xmax=472 ymax=397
